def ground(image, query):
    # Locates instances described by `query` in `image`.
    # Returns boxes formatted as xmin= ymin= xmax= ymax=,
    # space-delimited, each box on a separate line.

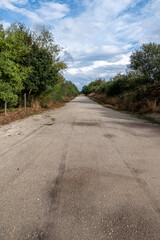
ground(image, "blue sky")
xmin=0 ymin=0 xmax=160 ymax=89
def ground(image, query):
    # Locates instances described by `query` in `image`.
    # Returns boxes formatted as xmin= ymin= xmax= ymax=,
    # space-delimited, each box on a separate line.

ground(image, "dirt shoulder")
xmin=0 ymin=101 xmax=69 ymax=126
xmin=88 ymin=93 xmax=160 ymax=124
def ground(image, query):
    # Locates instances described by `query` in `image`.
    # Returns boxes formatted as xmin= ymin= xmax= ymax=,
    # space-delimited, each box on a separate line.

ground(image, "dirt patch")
xmin=0 ymin=102 xmax=66 ymax=126
xmin=0 ymin=108 xmax=41 ymax=126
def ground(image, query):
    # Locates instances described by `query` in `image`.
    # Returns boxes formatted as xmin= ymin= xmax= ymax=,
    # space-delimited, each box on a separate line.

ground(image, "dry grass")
xmin=89 ymin=92 xmax=160 ymax=114
xmin=0 ymin=99 xmax=73 ymax=126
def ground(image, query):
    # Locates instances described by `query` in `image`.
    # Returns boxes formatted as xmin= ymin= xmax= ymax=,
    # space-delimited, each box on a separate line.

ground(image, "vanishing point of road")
xmin=0 ymin=95 xmax=160 ymax=239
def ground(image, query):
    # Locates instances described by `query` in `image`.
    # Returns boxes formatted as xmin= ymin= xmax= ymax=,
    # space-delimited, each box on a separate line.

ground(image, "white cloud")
xmin=9 ymin=0 xmax=28 ymax=4
xmin=0 ymin=0 xmax=160 ymax=88
xmin=67 ymin=53 xmax=130 ymax=75
xmin=139 ymin=0 xmax=160 ymax=42
xmin=52 ymin=0 xmax=160 ymax=88
xmin=74 ymin=82 xmax=81 ymax=87
xmin=0 ymin=0 xmax=27 ymax=9
xmin=37 ymin=2 xmax=70 ymax=21
xmin=0 ymin=0 xmax=43 ymax=23
xmin=0 ymin=20 xmax=10 ymax=29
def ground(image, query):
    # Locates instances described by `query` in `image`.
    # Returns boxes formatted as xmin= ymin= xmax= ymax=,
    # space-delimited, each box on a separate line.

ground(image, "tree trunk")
xmin=4 ymin=101 xmax=7 ymax=116
xmin=153 ymin=98 xmax=157 ymax=111
xmin=19 ymin=94 xmax=22 ymax=108
xmin=24 ymin=93 xmax=27 ymax=111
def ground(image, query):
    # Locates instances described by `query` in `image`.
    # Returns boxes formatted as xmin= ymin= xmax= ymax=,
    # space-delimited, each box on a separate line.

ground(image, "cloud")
xmin=0 ymin=0 xmax=160 ymax=89
xmin=0 ymin=20 xmax=11 ymax=29
xmin=0 ymin=0 xmax=43 ymax=23
xmin=10 ymin=0 xmax=28 ymax=4
xmin=36 ymin=2 xmax=70 ymax=21
xmin=139 ymin=0 xmax=160 ymax=42
xmin=51 ymin=0 xmax=160 ymax=88
xmin=0 ymin=0 xmax=27 ymax=10
xmin=66 ymin=53 xmax=130 ymax=84
xmin=74 ymin=81 xmax=81 ymax=87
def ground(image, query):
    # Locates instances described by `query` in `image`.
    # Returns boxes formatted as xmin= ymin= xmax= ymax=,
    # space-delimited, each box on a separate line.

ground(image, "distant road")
xmin=0 ymin=95 xmax=160 ymax=240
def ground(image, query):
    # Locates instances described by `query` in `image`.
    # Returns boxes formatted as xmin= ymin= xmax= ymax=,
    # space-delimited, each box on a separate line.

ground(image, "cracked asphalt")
xmin=0 ymin=95 xmax=160 ymax=240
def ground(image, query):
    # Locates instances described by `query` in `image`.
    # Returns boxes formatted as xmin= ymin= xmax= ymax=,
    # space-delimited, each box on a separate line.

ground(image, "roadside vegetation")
xmin=0 ymin=22 xmax=79 ymax=117
xmin=82 ymin=43 xmax=160 ymax=114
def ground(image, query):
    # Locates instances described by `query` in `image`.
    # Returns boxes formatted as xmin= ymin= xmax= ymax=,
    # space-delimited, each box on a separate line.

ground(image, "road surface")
xmin=0 ymin=95 xmax=160 ymax=240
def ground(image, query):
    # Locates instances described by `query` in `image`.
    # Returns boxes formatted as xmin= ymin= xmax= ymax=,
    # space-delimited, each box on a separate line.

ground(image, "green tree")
xmin=130 ymin=43 xmax=160 ymax=83
xmin=62 ymin=81 xmax=79 ymax=97
xmin=82 ymin=78 xmax=105 ymax=94
xmin=82 ymin=85 xmax=89 ymax=95
xmin=0 ymin=24 xmax=24 ymax=109
xmin=25 ymin=29 xmax=66 ymax=97
xmin=0 ymin=22 xmax=77 ymax=111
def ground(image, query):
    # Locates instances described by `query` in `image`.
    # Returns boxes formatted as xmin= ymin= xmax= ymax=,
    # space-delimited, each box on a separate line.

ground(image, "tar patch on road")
xmin=73 ymin=121 xmax=99 ymax=127
xmin=104 ymin=133 xmax=114 ymax=138
xmin=101 ymin=206 xmax=160 ymax=240
xmin=45 ymin=168 xmax=160 ymax=239
xmin=49 ymin=162 xmax=66 ymax=206
xmin=45 ymin=123 xmax=54 ymax=126
xmin=44 ymin=118 xmax=56 ymax=126
xmin=25 ymin=226 xmax=50 ymax=240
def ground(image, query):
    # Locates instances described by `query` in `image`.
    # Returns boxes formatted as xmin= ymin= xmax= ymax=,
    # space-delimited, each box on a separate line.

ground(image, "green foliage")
xmin=39 ymin=84 xmax=63 ymax=106
xmin=0 ymin=24 xmax=25 ymax=105
xmin=82 ymin=43 xmax=160 ymax=100
xmin=105 ymin=80 xmax=121 ymax=96
xmin=130 ymin=43 xmax=160 ymax=83
xmin=0 ymin=22 xmax=77 ymax=109
xmin=0 ymin=80 xmax=18 ymax=105
xmin=82 ymin=78 xmax=105 ymax=95
xmin=82 ymin=85 xmax=89 ymax=95
xmin=95 ymin=82 xmax=107 ymax=93
xmin=39 ymin=81 xmax=79 ymax=107
xmin=24 ymin=28 xmax=67 ymax=97
xmin=62 ymin=81 xmax=79 ymax=97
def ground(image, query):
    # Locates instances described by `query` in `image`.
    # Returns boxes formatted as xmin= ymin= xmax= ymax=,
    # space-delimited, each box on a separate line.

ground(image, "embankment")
xmin=88 ymin=85 xmax=160 ymax=123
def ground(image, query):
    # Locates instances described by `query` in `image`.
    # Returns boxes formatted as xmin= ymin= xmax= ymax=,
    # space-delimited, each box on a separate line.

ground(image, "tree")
xmin=82 ymin=85 xmax=89 ymax=95
xmin=130 ymin=43 xmax=160 ymax=83
xmin=0 ymin=22 xmax=73 ymax=111
xmin=0 ymin=24 xmax=24 ymax=111
xmin=25 ymin=29 xmax=67 ymax=97
xmin=0 ymin=81 xmax=18 ymax=113
xmin=62 ymin=81 xmax=79 ymax=97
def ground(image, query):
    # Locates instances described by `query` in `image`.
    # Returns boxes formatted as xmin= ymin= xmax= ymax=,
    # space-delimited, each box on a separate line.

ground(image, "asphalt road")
xmin=0 ymin=95 xmax=160 ymax=240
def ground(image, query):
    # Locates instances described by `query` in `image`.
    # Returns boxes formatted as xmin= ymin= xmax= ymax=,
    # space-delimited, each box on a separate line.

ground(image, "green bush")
xmin=105 ymin=80 xmax=122 ymax=96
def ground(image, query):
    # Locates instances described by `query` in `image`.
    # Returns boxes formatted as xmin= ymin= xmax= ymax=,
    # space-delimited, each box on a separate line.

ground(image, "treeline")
xmin=82 ymin=43 xmax=160 ymax=113
xmin=0 ymin=23 xmax=79 ymax=114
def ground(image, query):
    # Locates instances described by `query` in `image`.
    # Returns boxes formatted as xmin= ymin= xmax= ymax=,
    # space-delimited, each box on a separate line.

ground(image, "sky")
xmin=0 ymin=0 xmax=160 ymax=89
